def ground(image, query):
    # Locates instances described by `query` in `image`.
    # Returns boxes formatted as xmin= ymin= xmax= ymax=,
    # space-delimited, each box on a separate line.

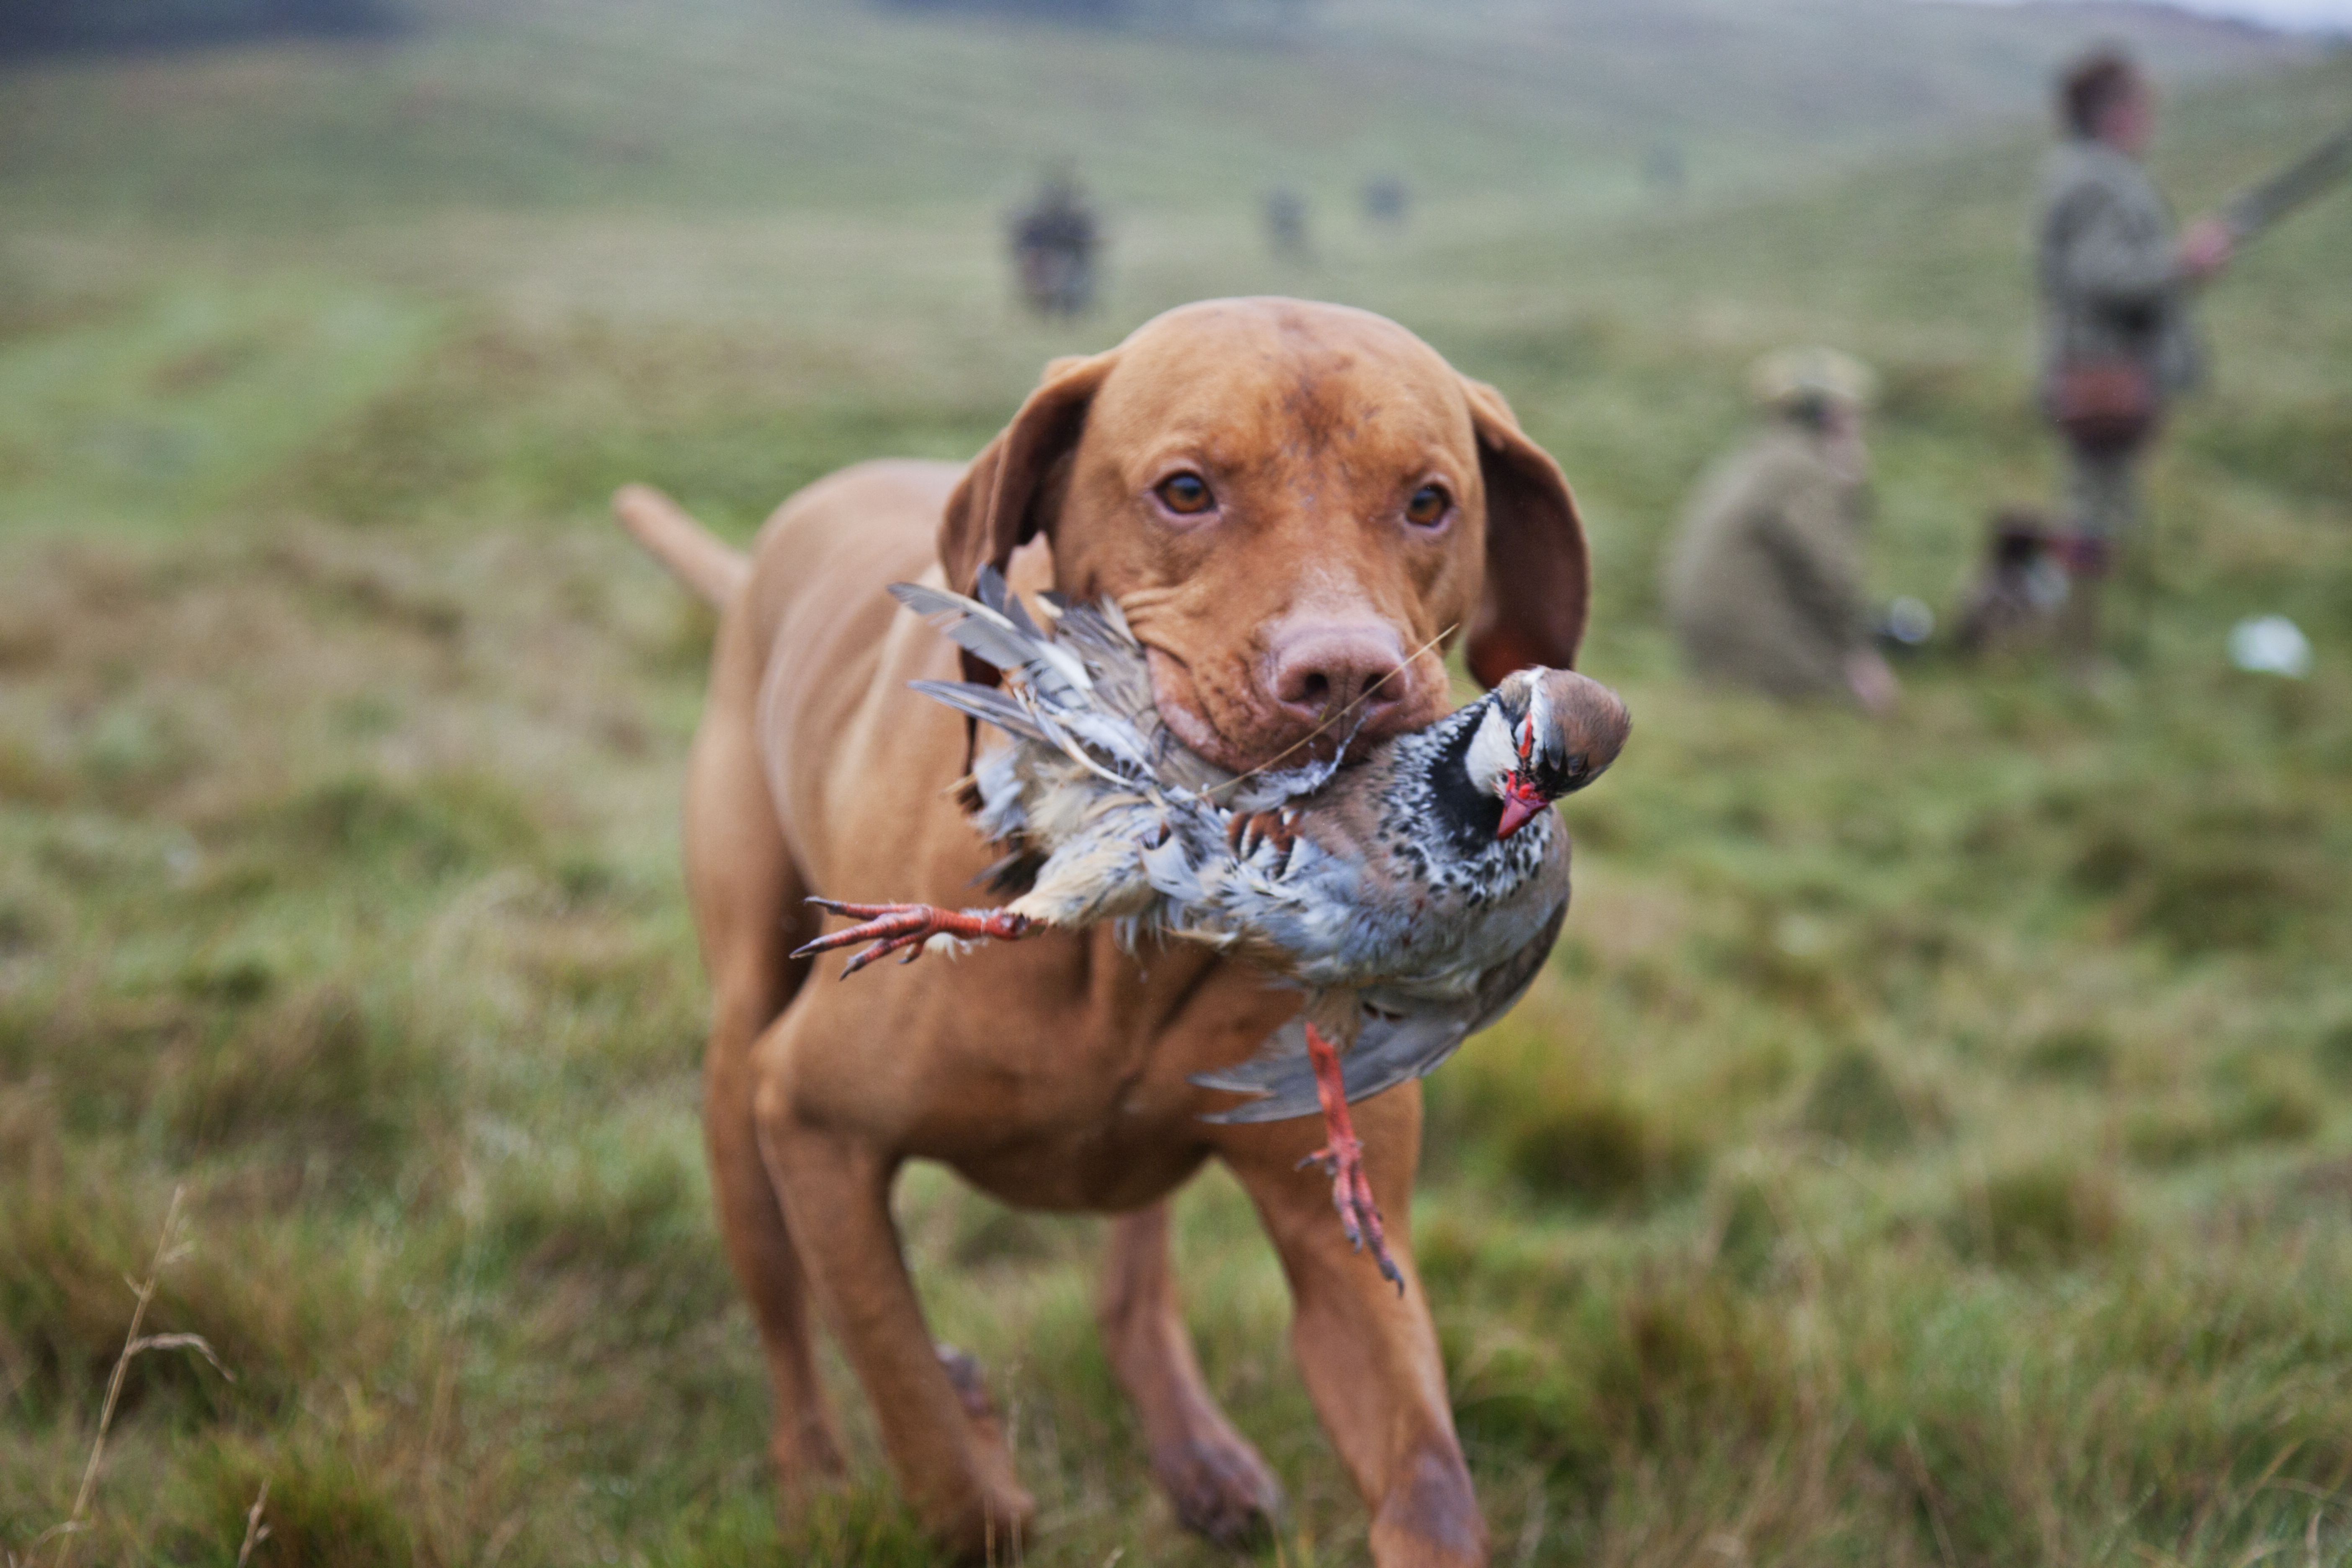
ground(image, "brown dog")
xmin=615 ymin=297 xmax=1589 ymax=1565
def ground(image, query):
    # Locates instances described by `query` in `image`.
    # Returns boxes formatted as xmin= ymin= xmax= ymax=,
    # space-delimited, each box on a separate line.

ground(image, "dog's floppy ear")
xmin=938 ymin=350 xmax=1116 ymax=597
xmin=1458 ymin=376 xmax=1590 ymax=687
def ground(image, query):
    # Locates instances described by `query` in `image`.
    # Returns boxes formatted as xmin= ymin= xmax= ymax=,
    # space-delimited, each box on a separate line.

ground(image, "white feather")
xmin=1462 ymin=700 xmax=1517 ymax=798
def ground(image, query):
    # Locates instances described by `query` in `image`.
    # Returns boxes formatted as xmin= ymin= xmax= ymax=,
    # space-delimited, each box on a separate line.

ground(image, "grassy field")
xmin=3 ymin=1 xmax=2351 ymax=1563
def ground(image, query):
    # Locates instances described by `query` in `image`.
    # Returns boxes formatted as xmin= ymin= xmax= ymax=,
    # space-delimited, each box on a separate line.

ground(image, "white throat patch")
xmin=1463 ymin=701 xmax=1519 ymax=798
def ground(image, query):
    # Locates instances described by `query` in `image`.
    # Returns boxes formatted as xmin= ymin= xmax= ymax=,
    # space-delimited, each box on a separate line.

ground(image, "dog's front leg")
xmin=1218 ymin=1082 xmax=1487 ymax=1568
xmin=757 ymin=1114 xmax=1036 ymax=1557
xmin=1100 ymin=1202 xmax=1286 ymax=1545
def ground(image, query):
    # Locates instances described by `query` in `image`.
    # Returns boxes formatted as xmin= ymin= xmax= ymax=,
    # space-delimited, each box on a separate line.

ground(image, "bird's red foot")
xmin=1296 ymin=1022 xmax=1403 ymax=1294
xmin=792 ymin=899 xmax=1034 ymax=977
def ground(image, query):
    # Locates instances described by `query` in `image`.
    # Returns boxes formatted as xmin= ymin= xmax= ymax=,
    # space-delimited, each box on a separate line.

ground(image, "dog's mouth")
xmin=1144 ymin=646 xmax=1261 ymax=774
xmin=1144 ymin=644 xmax=1375 ymax=777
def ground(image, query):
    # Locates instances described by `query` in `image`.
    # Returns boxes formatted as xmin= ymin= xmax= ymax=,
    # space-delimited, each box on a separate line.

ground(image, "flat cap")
xmin=1749 ymin=346 xmax=1878 ymax=414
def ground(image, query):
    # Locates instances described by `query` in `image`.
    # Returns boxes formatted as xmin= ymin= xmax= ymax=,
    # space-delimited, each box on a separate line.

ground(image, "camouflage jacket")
xmin=1663 ymin=423 xmax=1870 ymax=700
xmin=2036 ymin=137 xmax=2203 ymax=405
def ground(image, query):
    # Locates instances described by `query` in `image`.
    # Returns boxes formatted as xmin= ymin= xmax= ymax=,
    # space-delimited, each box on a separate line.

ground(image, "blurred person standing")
xmin=1663 ymin=348 xmax=1898 ymax=713
xmin=1361 ymin=173 xmax=1408 ymax=230
xmin=1010 ymin=165 xmax=1102 ymax=318
xmin=2037 ymin=47 xmax=2233 ymax=670
xmin=1264 ymin=186 xmax=1310 ymax=259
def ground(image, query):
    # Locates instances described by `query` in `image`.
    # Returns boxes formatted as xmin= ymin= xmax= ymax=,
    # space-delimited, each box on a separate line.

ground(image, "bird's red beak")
xmin=1496 ymin=774 xmax=1547 ymax=840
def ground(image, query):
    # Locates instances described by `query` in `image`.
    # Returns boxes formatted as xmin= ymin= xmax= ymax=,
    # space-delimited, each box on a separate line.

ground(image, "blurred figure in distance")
xmin=1643 ymin=141 xmax=1687 ymax=199
xmin=1264 ymin=186 xmax=1310 ymax=259
xmin=1010 ymin=163 xmax=1102 ymax=318
xmin=1663 ymin=348 xmax=1898 ymax=714
xmin=2037 ymin=47 xmax=2232 ymax=675
xmin=1954 ymin=507 xmax=2076 ymax=660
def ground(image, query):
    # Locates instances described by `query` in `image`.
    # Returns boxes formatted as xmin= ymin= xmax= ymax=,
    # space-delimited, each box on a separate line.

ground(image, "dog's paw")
xmin=1155 ymin=1429 xmax=1285 ymax=1548
xmin=935 ymin=1344 xmax=1000 ymax=1427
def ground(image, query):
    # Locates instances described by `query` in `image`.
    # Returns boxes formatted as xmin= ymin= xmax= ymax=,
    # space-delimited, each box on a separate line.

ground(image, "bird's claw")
xmin=791 ymin=898 xmax=1033 ymax=978
xmin=1298 ymin=1135 xmax=1401 ymax=1292
xmin=1299 ymin=1022 xmax=1405 ymax=1295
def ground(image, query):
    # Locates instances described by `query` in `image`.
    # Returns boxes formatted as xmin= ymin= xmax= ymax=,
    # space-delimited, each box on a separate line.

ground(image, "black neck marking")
xmin=1426 ymin=701 xmax=1506 ymax=856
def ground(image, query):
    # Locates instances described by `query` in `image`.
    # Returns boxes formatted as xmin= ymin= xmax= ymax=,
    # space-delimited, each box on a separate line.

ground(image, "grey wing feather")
xmin=890 ymin=581 xmax=1046 ymax=685
xmin=1049 ymin=601 xmax=1160 ymax=720
xmin=894 ymin=575 xmax=1158 ymax=776
xmin=890 ymin=572 xmax=1092 ymax=701
xmin=991 ymin=574 xmax=1050 ymax=641
xmin=908 ymin=679 xmax=1052 ymax=744
xmin=977 ymin=568 xmax=1097 ymax=700
xmin=1040 ymin=595 xmax=1252 ymax=796
xmin=1193 ymin=900 xmax=1569 ymax=1124
xmin=1051 ymin=705 xmax=1159 ymax=776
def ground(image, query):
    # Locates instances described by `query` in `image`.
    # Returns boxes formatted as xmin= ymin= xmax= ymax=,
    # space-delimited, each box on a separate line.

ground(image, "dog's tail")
xmin=613 ymin=484 xmax=748 ymax=607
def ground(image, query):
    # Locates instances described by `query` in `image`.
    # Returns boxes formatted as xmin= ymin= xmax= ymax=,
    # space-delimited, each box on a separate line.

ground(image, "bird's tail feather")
xmin=1193 ymin=1011 xmax=1472 ymax=1124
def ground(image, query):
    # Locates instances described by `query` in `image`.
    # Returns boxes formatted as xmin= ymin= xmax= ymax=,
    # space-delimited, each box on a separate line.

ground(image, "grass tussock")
xmin=159 ymin=983 xmax=441 ymax=1171
xmin=192 ymin=1451 xmax=415 ymax=1568
xmin=1950 ymin=1161 xmax=2125 ymax=1268
xmin=1798 ymin=1045 xmax=1924 ymax=1154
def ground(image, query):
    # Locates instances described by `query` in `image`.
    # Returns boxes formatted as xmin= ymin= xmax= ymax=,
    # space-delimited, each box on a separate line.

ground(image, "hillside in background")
xmin=0 ymin=0 xmax=2318 ymax=225
xmin=0 ymin=0 xmax=399 ymax=56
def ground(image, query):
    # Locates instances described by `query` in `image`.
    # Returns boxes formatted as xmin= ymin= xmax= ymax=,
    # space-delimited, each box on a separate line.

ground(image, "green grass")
xmin=3 ymin=3 xmax=2352 ymax=1563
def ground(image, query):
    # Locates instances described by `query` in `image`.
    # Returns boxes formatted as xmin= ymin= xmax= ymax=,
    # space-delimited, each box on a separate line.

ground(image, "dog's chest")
xmin=880 ymin=934 xmax=1297 ymax=1201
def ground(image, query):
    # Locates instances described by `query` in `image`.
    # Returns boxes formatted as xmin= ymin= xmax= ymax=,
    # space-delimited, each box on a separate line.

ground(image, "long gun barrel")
xmin=2223 ymin=121 xmax=2352 ymax=241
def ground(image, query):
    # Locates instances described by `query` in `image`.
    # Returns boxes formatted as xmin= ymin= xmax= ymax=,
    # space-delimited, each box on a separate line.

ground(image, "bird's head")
xmin=1463 ymin=667 xmax=1632 ymax=839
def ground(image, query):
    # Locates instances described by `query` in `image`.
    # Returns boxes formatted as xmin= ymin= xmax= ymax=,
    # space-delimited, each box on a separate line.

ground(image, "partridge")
xmin=798 ymin=570 xmax=1630 ymax=1286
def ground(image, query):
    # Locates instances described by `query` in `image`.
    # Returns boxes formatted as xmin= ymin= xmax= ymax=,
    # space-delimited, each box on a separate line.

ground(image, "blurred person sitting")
xmin=2037 ymin=47 xmax=2232 ymax=672
xmin=1663 ymin=348 xmax=1898 ymax=713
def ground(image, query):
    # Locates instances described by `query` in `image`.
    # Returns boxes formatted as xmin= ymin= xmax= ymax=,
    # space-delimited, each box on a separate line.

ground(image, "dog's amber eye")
xmin=1156 ymin=473 xmax=1214 ymax=515
xmin=1405 ymin=484 xmax=1450 ymax=526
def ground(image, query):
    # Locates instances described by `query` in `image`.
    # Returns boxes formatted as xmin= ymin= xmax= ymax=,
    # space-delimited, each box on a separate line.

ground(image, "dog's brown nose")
xmin=1265 ymin=622 xmax=1411 ymax=732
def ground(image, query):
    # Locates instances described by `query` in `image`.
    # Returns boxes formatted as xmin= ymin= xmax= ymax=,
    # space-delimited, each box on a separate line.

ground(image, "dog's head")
xmin=938 ymin=297 xmax=1589 ymax=773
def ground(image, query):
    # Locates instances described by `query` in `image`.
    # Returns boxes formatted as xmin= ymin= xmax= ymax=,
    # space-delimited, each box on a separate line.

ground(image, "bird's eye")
xmin=1405 ymin=484 xmax=1450 ymax=527
xmin=1156 ymin=472 xmax=1214 ymax=516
